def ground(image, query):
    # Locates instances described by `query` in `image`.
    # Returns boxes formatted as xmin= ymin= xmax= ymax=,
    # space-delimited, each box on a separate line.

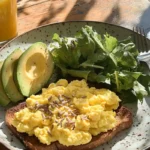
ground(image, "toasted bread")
xmin=5 ymin=102 xmax=132 ymax=150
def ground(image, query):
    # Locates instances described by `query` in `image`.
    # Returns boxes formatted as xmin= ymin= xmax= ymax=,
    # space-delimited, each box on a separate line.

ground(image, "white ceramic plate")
xmin=0 ymin=21 xmax=150 ymax=150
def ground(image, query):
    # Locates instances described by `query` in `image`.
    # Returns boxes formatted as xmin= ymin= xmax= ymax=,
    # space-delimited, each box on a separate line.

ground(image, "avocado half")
xmin=0 ymin=61 xmax=10 ymax=106
xmin=1 ymin=48 xmax=24 ymax=102
xmin=16 ymin=42 xmax=54 ymax=97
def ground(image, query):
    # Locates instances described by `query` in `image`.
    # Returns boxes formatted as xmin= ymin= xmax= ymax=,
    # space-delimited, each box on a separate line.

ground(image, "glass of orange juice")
xmin=0 ymin=0 xmax=17 ymax=42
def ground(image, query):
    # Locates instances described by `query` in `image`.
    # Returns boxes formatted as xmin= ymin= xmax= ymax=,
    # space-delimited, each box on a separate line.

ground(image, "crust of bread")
xmin=5 ymin=102 xmax=133 ymax=150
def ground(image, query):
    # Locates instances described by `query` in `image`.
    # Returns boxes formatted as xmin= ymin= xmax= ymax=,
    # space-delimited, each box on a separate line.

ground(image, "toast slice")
xmin=5 ymin=102 xmax=133 ymax=150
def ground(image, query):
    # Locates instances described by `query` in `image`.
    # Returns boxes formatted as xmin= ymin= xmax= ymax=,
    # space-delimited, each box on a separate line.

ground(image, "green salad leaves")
xmin=49 ymin=25 xmax=150 ymax=103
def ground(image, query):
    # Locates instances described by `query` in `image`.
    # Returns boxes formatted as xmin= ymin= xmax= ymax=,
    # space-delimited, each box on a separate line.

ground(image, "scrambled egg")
xmin=12 ymin=79 xmax=121 ymax=146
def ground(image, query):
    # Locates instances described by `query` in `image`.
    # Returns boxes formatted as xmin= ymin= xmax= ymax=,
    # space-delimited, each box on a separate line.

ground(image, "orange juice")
xmin=0 ymin=0 xmax=17 ymax=41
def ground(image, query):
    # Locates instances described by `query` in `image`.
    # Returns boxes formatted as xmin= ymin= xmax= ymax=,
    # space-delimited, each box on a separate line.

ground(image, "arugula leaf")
xmin=80 ymin=62 xmax=104 ymax=69
xmin=119 ymin=90 xmax=138 ymax=104
xmin=80 ymin=51 xmax=106 ymax=69
xmin=118 ymin=36 xmax=139 ymax=57
xmin=86 ymin=27 xmax=105 ymax=52
xmin=133 ymin=81 xmax=148 ymax=101
xmin=51 ymin=34 xmax=80 ymax=68
xmin=109 ymin=71 xmax=142 ymax=92
xmin=111 ymin=42 xmax=138 ymax=68
xmin=76 ymin=26 xmax=95 ymax=58
xmin=61 ymin=67 xmax=90 ymax=80
xmin=104 ymin=33 xmax=118 ymax=52
xmin=138 ymin=74 xmax=150 ymax=95
xmin=88 ymin=72 xmax=111 ymax=84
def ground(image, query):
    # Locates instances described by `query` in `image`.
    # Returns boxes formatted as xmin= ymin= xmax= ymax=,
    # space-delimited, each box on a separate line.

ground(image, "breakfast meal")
xmin=6 ymin=79 xmax=132 ymax=150
xmin=0 ymin=25 xmax=149 ymax=149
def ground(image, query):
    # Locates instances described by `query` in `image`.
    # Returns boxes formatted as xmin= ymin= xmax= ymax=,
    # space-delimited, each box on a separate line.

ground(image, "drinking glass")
xmin=0 ymin=0 xmax=17 ymax=43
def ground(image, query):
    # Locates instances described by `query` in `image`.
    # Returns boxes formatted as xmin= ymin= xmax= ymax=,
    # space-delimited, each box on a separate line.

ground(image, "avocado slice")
xmin=0 ymin=61 xmax=10 ymax=106
xmin=1 ymin=48 xmax=24 ymax=102
xmin=16 ymin=42 xmax=54 ymax=97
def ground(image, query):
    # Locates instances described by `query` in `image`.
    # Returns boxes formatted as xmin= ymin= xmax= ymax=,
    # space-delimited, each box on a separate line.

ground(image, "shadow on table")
xmin=64 ymin=0 xmax=121 ymax=25
xmin=138 ymin=6 xmax=150 ymax=34
xmin=37 ymin=0 xmax=122 ymax=26
xmin=65 ymin=0 xmax=121 ymax=26
xmin=104 ymin=3 xmax=121 ymax=25
xmin=64 ymin=0 xmax=96 ymax=21
xmin=38 ymin=0 xmax=67 ymax=26
xmin=17 ymin=0 xmax=45 ymax=16
xmin=38 ymin=0 xmax=96 ymax=26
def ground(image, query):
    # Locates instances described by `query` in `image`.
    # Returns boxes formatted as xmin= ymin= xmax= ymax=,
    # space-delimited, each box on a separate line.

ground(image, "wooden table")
xmin=16 ymin=0 xmax=150 ymax=35
xmin=1 ymin=0 xmax=150 ymax=149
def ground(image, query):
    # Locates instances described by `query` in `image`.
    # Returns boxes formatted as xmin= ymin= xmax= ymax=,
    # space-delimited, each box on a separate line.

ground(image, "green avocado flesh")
xmin=1 ymin=48 xmax=24 ymax=102
xmin=0 ymin=62 xmax=10 ymax=106
xmin=16 ymin=42 xmax=54 ymax=97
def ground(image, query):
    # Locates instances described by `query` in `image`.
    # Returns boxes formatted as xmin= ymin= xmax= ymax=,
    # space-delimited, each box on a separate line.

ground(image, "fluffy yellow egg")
xmin=12 ymin=79 xmax=121 ymax=146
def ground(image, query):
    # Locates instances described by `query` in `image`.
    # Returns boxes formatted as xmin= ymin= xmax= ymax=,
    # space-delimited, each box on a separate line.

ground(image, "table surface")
xmin=0 ymin=0 xmax=150 ymax=149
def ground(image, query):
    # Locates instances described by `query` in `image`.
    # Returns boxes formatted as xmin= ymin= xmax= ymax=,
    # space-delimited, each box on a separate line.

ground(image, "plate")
xmin=0 ymin=21 xmax=150 ymax=150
